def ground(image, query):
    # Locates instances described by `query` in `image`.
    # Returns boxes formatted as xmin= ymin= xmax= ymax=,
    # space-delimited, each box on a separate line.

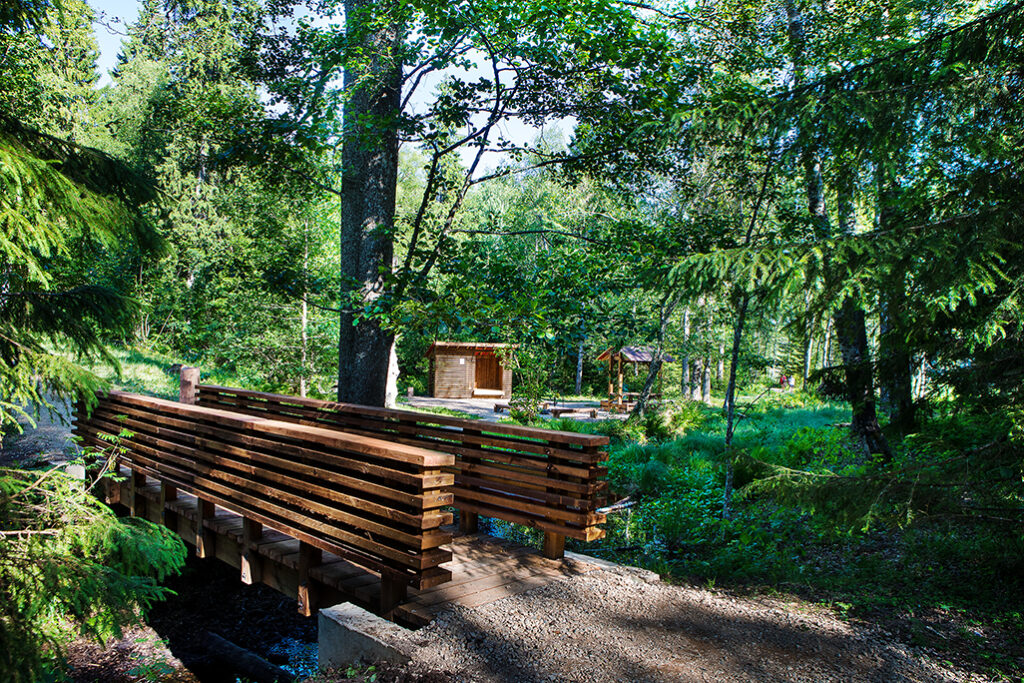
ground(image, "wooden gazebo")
xmin=596 ymin=346 xmax=674 ymax=410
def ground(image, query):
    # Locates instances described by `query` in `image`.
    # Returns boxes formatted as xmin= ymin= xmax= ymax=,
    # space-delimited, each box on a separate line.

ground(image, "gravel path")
xmin=0 ymin=397 xmax=76 ymax=467
xmin=405 ymin=564 xmax=986 ymax=683
xmin=403 ymin=397 xmax=612 ymax=422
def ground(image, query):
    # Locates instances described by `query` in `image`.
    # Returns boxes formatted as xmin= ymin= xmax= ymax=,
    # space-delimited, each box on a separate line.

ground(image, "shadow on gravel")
xmin=417 ymin=574 xmax=955 ymax=683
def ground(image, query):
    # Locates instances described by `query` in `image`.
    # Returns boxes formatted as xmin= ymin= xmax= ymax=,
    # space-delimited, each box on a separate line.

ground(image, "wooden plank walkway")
xmin=130 ymin=481 xmax=602 ymax=627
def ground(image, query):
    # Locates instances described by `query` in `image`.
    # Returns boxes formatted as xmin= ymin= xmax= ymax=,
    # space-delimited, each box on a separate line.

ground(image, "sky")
xmin=85 ymin=0 xmax=561 ymax=170
xmin=91 ymin=0 xmax=140 ymax=83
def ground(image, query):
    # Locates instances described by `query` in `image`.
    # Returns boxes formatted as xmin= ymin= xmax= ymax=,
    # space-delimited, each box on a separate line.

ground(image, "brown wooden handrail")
xmin=194 ymin=384 xmax=609 ymax=558
xmin=74 ymin=391 xmax=455 ymax=599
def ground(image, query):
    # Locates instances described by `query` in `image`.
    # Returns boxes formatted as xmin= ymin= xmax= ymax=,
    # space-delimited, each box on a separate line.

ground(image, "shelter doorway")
xmin=475 ymin=355 xmax=502 ymax=391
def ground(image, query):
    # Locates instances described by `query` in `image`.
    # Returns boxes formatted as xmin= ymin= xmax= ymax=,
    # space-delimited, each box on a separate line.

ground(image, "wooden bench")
xmin=547 ymin=407 xmax=579 ymax=417
xmin=74 ymin=391 xmax=454 ymax=612
xmin=196 ymin=385 xmax=609 ymax=558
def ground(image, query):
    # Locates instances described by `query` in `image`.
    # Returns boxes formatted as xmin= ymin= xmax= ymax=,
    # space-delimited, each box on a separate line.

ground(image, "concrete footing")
xmin=318 ymin=603 xmax=417 ymax=670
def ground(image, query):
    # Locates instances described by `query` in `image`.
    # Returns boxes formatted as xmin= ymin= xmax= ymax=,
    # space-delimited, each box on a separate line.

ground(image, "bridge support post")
xmin=195 ymin=499 xmax=215 ymax=558
xmin=543 ymin=532 xmax=566 ymax=560
xmin=104 ymin=459 xmax=121 ymax=505
xmin=159 ymin=483 xmax=177 ymax=529
xmin=297 ymin=541 xmax=321 ymax=617
xmin=459 ymin=510 xmax=478 ymax=535
xmin=379 ymin=576 xmax=407 ymax=615
xmin=241 ymin=518 xmax=262 ymax=585
xmin=127 ymin=470 xmax=145 ymax=518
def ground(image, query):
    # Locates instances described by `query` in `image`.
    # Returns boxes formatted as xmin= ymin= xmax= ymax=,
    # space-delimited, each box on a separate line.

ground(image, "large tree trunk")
xmin=337 ymin=0 xmax=402 ymax=406
xmin=835 ymin=162 xmax=891 ymax=458
xmin=787 ymin=0 xmax=888 ymax=457
xmin=875 ymin=167 xmax=915 ymax=433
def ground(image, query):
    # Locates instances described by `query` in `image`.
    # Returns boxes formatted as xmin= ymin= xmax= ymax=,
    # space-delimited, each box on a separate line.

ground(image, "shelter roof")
xmin=596 ymin=346 xmax=675 ymax=363
xmin=425 ymin=341 xmax=513 ymax=357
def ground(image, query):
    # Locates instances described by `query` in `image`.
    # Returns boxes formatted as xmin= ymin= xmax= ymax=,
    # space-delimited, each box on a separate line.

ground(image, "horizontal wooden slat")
xmin=198 ymin=384 xmax=609 ymax=447
xmin=109 ymin=391 xmax=454 ymax=468
xmin=194 ymin=385 xmax=609 ymax=544
xmin=90 ymin=405 xmax=454 ymax=519
xmin=74 ymin=392 xmax=455 ymax=591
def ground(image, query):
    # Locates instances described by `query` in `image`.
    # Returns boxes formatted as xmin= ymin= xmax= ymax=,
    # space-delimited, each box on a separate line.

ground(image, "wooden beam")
xmin=380 ymin=576 xmax=407 ymax=615
xmin=297 ymin=541 xmax=322 ymax=617
xmin=241 ymin=518 xmax=262 ymax=585
xmin=127 ymin=470 xmax=145 ymax=518
xmin=617 ymin=355 xmax=623 ymax=404
xmin=159 ymin=482 xmax=178 ymax=529
xmin=542 ymin=532 xmax=566 ymax=560
xmin=196 ymin=498 xmax=215 ymax=558
xmin=459 ymin=510 xmax=479 ymax=535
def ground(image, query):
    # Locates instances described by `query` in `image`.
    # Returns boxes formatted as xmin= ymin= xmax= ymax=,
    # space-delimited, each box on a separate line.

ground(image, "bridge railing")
xmin=73 ymin=391 xmax=455 ymax=606
xmin=194 ymin=384 xmax=609 ymax=558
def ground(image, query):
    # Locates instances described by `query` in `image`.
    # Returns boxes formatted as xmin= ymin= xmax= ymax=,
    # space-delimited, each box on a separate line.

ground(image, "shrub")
xmin=0 ymin=450 xmax=186 ymax=681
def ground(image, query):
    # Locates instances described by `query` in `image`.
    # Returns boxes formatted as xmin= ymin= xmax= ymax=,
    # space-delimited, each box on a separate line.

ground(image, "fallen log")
xmin=204 ymin=632 xmax=296 ymax=683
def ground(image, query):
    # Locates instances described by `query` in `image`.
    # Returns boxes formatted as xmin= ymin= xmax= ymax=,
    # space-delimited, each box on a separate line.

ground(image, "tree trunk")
xmin=875 ymin=168 xmax=915 ymax=433
xmin=721 ymin=293 xmax=749 ymax=519
xmin=701 ymin=358 xmax=711 ymax=405
xmin=575 ymin=341 xmax=584 ymax=395
xmin=680 ymin=308 xmax=691 ymax=399
xmin=632 ymin=296 xmax=677 ymax=418
xmin=821 ymin=316 xmax=832 ymax=370
xmin=787 ymin=0 xmax=888 ymax=457
xmin=835 ymin=162 xmax=891 ymax=458
xmin=801 ymin=291 xmax=815 ymax=386
xmin=716 ymin=341 xmax=725 ymax=382
xmin=337 ymin=0 xmax=402 ymax=407
xmin=299 ymin=224 xmax=309 ymax=398
xmin=691 ymin=358 xmax=704 ymax=403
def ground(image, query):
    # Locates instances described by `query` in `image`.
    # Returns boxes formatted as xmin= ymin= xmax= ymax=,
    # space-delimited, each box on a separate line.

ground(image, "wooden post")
xmin=543 ymin=532 xmax=566 ymax=560
xmin=241 ymin=518 xmax=262 ymax=585
xmin=159 ymin=483 xmax=178 ymax=529
xmin=179 ymin=366 xmax=200 ymax=405
xmin=459 ymin=509 xmax=479 ymax=535
xmin=607 ymin=355 xmax=613 ymax=399
xmin=105 ymin=458 xmax=122 ymax=505
xmin=617 ymin=355 xmax=624 ymax=404
xmin=195 ymin=499 xmax=215 ymax=558
xmin=127 ymin=470 xmax=145 ymax=517
xmin=297 ymin=541 xmax=322 ymax=617
xmin=380 ymin=576 xmax=407 ymax=615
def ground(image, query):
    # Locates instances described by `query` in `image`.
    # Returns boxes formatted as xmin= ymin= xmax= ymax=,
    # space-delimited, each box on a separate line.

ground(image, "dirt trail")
xmin=405 ymin=563 xmax=987 ymax=682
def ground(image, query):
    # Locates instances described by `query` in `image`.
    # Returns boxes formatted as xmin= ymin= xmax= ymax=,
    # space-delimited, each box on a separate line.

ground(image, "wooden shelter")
xmin=596 ymin=346 xmax=675 ymax=409
xmin=426 ymin=342 xmax=513 ymax=399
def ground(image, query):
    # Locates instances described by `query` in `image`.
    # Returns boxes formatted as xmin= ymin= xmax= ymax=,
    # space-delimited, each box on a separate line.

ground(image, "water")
xmin=263 ymin=637 xmax=319 ymax=680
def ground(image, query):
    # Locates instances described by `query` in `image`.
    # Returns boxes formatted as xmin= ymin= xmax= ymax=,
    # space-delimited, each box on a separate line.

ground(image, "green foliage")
xmin=0 ymin=453 xmax=186 ymax=682
xmin=0 ymin=0 xmax=159 ymax=437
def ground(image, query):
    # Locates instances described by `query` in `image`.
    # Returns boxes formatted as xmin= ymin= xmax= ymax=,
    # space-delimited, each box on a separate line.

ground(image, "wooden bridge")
xmin=73 ymin=370 xmax=609 ymax=626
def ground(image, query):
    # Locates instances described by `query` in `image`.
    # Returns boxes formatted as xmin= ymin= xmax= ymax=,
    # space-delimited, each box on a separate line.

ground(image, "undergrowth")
xmin=513 ymin=392 xmax=1024 ymax=678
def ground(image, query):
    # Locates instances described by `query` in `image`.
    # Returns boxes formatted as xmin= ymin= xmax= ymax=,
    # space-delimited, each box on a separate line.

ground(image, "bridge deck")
xmin=131 ymin=482 xmax=602 ymax=627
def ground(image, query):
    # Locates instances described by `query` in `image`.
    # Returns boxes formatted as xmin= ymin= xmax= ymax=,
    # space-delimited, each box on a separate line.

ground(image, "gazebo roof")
xmin=596 ymin=346 xmax=675 ymax=363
